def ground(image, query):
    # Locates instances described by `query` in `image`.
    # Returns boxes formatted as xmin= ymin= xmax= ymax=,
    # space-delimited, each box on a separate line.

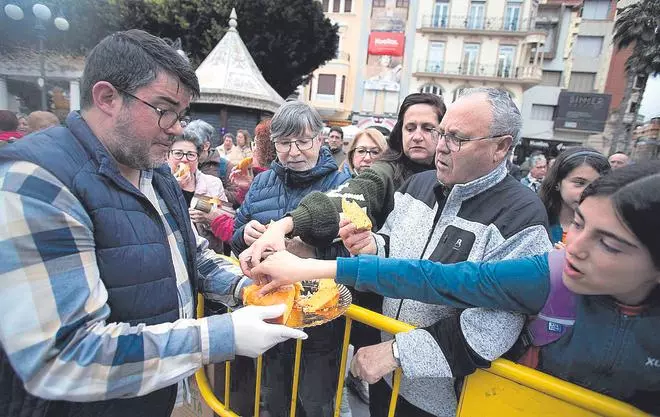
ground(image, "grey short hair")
xmin=270 ymin=100 xmax=323 ymax=140
xmin=184 ymin=120 xmax=217 ymax=147
xmin=458 ymin=87 xmax=522 ymax=152
xmin=530 ymin=154 xmax=547 ymax=167
xmin=175 ymin=125 xmax=206 ymax=154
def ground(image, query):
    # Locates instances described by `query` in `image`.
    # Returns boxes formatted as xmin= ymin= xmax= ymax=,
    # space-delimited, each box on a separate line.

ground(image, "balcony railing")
xmin=421 ymin=15 xmax=535 ymax=32
xmin=416 ymin=61 xmax=542 ymax=82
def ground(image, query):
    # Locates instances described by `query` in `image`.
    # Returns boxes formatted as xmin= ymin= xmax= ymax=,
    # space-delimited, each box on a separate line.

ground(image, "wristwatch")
xmin=391 ymin=340 xmax=401 ymax=366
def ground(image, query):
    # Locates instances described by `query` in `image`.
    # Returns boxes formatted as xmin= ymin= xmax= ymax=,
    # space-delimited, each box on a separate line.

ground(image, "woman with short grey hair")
xmin=270 ymin=100 xmax=324 ymax=141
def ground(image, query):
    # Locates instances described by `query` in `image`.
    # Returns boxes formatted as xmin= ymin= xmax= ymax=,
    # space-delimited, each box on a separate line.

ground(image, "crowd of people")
xmin=0 ymin=29 xmax=658 ymax=417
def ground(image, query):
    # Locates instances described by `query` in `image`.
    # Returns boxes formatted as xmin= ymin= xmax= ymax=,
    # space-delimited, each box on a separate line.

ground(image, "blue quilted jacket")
xmin=231 ymin=147 xmax=350 ymax=255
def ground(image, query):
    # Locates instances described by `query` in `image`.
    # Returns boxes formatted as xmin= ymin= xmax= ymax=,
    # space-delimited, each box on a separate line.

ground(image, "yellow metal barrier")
xmin=195 ymin=259 xmax=650 ymax=417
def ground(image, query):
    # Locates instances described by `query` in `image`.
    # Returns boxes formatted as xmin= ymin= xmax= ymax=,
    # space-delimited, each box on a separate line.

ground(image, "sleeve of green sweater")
xmin=289 ymin=162 xmax=396 ymax=248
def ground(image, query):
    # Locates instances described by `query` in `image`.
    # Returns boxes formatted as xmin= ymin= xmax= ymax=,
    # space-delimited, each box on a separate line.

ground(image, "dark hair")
xmin=380 ymin=93 xmax=446 ymax=185
xmin=581 ymin=161 xmax=660 ymax=269
xmin=329 ymin=127 xmax=344 ymax=139
xmin=0 ymin=110 xmax=19 ymax=132
xmin=540 ymin=146 xmax=610 ymax=225
xmin=81 ymin=30 xmax=199 ymax=109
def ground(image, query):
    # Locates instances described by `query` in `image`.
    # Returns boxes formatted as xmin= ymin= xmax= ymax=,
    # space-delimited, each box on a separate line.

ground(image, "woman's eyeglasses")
xmin=354 ymin=147 xmax=381 ymax=158
xmin=272 ymin=135 xmax=317 ymax=153
xmin=169 ymin=150 xmax=198 ymax=161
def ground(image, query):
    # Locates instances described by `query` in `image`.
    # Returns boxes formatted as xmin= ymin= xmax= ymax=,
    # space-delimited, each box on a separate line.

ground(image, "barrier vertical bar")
xmin=290 ymin=338 xmax=303 ymax=416
xmin=387 ymin=368 xmax=403 ymax=417
xmin=253 ymin=354 xmax=263 ymax=417
xmin=333 ymin=318 xmax=353 ymax=417
xmin=224 ymin=361 xmax=231 ymax=410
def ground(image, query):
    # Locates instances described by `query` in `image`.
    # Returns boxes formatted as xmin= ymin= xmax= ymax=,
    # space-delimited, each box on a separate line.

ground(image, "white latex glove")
xmin=231 ymin=304 xmax=307 ymax=358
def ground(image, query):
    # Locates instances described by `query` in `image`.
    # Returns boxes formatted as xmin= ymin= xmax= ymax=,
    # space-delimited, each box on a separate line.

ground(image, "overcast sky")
xmin=639 ymin=74 xmax=660 ymax=121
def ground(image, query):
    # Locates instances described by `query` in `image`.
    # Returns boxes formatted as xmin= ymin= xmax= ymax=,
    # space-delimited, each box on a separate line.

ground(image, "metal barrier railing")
xmin=194 ymin=259 xmax=650 ymax=417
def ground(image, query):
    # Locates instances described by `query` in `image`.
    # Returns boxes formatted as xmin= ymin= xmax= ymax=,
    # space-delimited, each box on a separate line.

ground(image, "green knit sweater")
xmin=289 ymin=159 xmax=433 ymax=247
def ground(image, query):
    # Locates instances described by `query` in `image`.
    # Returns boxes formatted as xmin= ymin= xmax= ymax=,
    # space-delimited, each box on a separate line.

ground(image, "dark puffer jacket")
xmin=230 ymin=147 xmax=350 ymax=255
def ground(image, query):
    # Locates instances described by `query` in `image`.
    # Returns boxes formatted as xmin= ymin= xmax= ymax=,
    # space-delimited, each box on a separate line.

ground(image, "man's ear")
xmin=91 ymin=81 xmax=123 ymax=117
xmin=494 ymin=135 xmax=513 ymax=162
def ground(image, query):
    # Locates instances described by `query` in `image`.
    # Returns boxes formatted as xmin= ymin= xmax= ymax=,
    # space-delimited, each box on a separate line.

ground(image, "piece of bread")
xmin=242 ymin=283 xmax=301 ymax=325
xmin=298 ymin=279 xmax=340 ymax=313
xmin=236 ymin=157 xmax=253 ymax=172
xmin=341 ymin=198 xmax=372 ymax=231
xmin=173 ymin=163 xmax=190 ymax=179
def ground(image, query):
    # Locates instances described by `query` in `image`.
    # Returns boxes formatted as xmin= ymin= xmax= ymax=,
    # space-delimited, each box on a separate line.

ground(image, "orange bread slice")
xmin=242 ymin=283 xmax=299 ymax=324
xmin=299 ymin=279 xmax=340 ymax=313
xmin=242 ymin=283 xmax=302 ymax=325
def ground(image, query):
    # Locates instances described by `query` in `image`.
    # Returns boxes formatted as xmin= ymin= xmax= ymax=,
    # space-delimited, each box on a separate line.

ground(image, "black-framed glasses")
xmin=435 ymin=129 xmax=505 ymax=152
xmin=272 ymin=135 xmax=318 ymax=153
xmin=116 ymin=88 xmax=191 ymax=130
xmin=169 ymin=150 xmax=198 ymax=161
xmin=354 ymin=147 xmax=381 ymax=158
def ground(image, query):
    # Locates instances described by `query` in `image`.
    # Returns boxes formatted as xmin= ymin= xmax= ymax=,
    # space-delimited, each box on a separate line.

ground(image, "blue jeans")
xmin=261 ymin=319 xmax=344 ymax=417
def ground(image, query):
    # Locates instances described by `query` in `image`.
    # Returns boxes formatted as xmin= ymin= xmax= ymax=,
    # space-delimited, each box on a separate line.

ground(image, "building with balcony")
xmin=520 ymin=0 xmax=617 ymax=157
xmin=301 ymin=0 xmax=361 ymax=127
xmin=410 ymin=0 xmax=546 ymax=111
xmin=630 ymin=117 xmax=660 ymax=161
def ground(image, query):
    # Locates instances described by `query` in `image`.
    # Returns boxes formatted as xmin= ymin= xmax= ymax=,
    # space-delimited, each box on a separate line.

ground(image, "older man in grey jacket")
xmin=342 ymin=87 xmax=552 ymax=417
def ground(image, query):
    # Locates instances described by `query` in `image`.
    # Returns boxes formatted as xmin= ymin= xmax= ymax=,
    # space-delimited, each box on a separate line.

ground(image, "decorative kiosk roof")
xmin=194 ymin=8 xmax=284 ymax=112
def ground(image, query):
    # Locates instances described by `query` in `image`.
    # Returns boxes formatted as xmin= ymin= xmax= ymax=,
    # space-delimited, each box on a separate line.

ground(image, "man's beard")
xmin=105 ymin=112 xmax=167 ymax=170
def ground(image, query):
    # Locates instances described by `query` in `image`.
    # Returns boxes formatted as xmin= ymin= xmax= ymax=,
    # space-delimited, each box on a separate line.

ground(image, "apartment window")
xmin=433 ymin=1 xmax=449 ymax=28
xmin=373 ymin=0 xmax=386 ymax=7
xmin=504 ymin=1 xmax=522 ymax=31
xmin=467 ymin=1 xmax=486 ymax=29
xmin=344 ymin=0 xmax=352 ymax=12
xmin=582 ymin=0 xmax=610 ymax=20
xmin=333 ymin=0 xmax=340 ymax=12
xmin=317 ymin=74 xmax=337 ymax=95
xmin=574 ymin=36 xmax=604 ymax=58
xmin=568 ymin=72 xmax=596 ymax=92
xmin=633 ymin=75 xmax=647 ymax=89
xmin=531 ymin=104 xmax=556 ymax=121
xmin=396 ymin=0 xmax=410 ymax=7
xmin=462 ymin=43 xmax=480 ymax=75
xmin=541 ymin=71 xmax=562 ymax=86
xmin=497 ymin=45 xmax=516 ymax=78
xmin=322 ymin=0 xmax=329 ymax=12
xmin=426 ymin=41 xmax=446 ymax=72
xmin=421 ymin=84 xmax=443 ymax=96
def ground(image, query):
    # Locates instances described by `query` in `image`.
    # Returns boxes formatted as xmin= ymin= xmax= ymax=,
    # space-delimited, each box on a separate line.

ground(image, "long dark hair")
xmin=379 ymin=93 xmax=446 ymax=186
xmin=581 ymin=161 xmax=660 ymax=269
xmin=539 ymin=146 xmax=610 ymax=225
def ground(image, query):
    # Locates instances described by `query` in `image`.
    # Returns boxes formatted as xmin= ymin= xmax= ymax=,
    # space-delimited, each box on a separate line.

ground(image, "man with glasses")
xmin=231 ymin=100 xmax=350 ymax=417
xmin=327 ymin=126 xmax=347 ymax=168
xmin=0 ymin=30 xmax=305 ymax=417
xmin=339 ymin=88 xmax=551 ymax=417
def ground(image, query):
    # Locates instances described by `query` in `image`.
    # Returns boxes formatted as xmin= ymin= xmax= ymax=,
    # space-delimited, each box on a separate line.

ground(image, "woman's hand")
xmin=339 ymin=218 xmax=377 ymax=255
xmin=244 ymin=220 xmax=268 ymax=246
xmin=176 ymin=171 xmax=194 ymax=191
xmin=239 ymin=217 xmax=292 ymax=275
xmin=189 ymin=207 xmax=223 ymax=226
xmin=229 ymin=167 xmax=253 ymax=190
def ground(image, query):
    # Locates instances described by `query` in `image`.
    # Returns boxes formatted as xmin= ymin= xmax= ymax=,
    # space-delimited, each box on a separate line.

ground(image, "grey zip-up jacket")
xmin=372 ymin=162 xmax=552 ymax=416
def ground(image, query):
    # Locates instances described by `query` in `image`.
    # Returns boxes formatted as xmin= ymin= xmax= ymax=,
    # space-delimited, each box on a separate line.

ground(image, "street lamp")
xmin=3 ymin=3 xmax=69 ymax=111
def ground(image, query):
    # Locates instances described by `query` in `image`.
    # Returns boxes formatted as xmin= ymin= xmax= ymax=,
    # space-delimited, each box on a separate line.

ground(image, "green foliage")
xmin=0 ymin=0 xmax=338 ymax=98
xmin=613 ymin=0 xmax=660 ymax=76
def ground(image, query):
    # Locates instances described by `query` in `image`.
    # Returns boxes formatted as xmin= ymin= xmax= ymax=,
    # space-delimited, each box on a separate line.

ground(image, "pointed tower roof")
xmin=194 ymin=9 xmax=284 ymax=112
